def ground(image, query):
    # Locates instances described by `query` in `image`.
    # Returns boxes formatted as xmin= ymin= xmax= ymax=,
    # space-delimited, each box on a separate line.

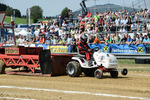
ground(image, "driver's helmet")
xmin=81 ymin=34 xmax=87 ymax=43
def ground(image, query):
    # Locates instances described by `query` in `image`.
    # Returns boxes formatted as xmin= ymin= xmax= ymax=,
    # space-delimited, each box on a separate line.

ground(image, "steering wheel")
xmin=91 ymin=47 xmax=100 ymax=52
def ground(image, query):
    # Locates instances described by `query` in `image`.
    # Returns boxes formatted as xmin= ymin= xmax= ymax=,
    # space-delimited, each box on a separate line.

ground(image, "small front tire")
xmin=94 ymin=69 xmax=103 ymax=79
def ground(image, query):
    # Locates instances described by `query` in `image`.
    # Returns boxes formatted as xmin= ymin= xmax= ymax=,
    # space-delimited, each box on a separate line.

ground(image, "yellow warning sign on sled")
xmin=50 ymin=46 xmax=68 ymax=53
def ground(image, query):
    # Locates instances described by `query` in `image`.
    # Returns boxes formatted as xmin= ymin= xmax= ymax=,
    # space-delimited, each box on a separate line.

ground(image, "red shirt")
xmin=87 ymin=13 xmax=92 ymax=17
xmin=40 ymin=38 xmax=45 ymax=43
xmin=80 ymin=21 xmax=85 ymax=28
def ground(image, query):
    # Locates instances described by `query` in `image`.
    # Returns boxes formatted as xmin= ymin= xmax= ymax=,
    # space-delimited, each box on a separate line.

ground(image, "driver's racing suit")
xmin=78 ymin=41 xmax=92 ymax=60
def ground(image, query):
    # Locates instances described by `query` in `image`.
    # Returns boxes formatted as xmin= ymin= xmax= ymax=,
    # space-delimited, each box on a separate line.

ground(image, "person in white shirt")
xmin=61 ymin=29 xmax=66 ymax=40
xmin=115 ymin=17 xmax=120 ymax=30
xmin=18 ymin=35 xmax=24 ymax=44
xmin=146 ymin=22 xmax=150 ymax=31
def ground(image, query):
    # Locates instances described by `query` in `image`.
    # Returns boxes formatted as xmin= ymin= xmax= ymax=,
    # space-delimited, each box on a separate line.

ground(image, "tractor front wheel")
xmin=94 ymin=69 xmax=103 ymax=79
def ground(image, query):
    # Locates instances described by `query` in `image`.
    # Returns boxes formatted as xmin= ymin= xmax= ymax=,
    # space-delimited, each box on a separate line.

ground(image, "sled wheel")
xmin=94 ymin=69 xmax=103 ymax=79
xmin=110 ymin=71 xmax=118 ymax=78
xmin=0 ymin=60 xmax=6 ymax=74
xmin=67 ymin=61 xmax=82 ymax=77
xmin=121 ymin=68 xmax=128 ymax=76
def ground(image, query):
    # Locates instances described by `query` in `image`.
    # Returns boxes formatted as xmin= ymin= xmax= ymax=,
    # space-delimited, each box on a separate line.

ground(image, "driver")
xmin=78 ymin=34 xmax=93 ymax=65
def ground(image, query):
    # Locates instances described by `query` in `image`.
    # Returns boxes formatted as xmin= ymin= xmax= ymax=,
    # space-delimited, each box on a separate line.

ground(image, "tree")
xmin=30 ymin=5 xmax=43 ymax=23
xmin=61 ymin=7 xmax=70 ymax=19
xmin=0 ymin=3 xmax=7 ymax=12
xmin=6 ymin=7 xmax=21 ymax=18
xmin=14 ymin=9 xmax=21 ymax=18
xmin=6 ymin=6 xmax=13 ymax=16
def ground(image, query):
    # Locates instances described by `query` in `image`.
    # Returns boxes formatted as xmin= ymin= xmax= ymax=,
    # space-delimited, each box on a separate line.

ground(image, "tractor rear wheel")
xmin=94 ymin=69 xmax=103 ymax=79
xmin=0 ymin=60 xmax=6 ymax=74
xmin=110 ymin=71 xmax=118 ymax=78
xmin=67 ymin=61 xmax=82 ymax=77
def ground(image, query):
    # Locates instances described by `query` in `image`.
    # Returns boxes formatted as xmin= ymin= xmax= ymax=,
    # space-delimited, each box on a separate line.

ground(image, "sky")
xmin=1 ymin=0 xmax=150 ymax=16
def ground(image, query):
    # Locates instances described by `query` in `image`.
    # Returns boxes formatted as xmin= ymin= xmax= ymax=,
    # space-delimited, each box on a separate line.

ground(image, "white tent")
xmin=15 ymin=28 xmax=31 ymax=36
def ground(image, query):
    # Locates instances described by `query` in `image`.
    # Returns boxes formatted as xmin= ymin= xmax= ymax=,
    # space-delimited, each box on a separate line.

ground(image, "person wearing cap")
xmin=78 ymin=34 xmax=93 ymax=65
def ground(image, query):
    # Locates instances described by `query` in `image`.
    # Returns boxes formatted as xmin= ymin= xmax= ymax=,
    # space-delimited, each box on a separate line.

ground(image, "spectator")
xmin=69 ymin=10 xmax=74 ymax=22
xmin=18 ymin=35 xmax=24 ymax=44
xmin=62 ymin=20 xmax=67 ymax=31
xmin=121 ymin=35 xmax=127 ymax=44
xmin=93 ymin=34 xmax=101 ymax=44
xmin=67 ymin=34 xmax=73 ymax=45
xmin=70 ymin=36 xmax=77 ymax=52
xmin=57 ymin=16 xmax=63 ymax=27
xmin=58 ymin=38 xmax=64 ymax=44
xmin=31 ymin=27 xmax=35 ymax=36
xmin=7 ymin=36 xmax=14 ymax=44
xmin=45 ymin=37 xmax=51 ymax=44
xmin=53 ymin=35 xmax=59 ymax=44
xmin=80 ymin=19 xmax=85 ymax=32
xmin=142 ymin=35 xmax=149 ymax=44
xmin=105 ymin=35 xmax=112 ymax=45
xmin=39 ymin=35 xmax=45 ymax=44
xmin=0 ymin=37 xmax=5 ymax=44
xmin=115 ymin=36 xmax=121 ymax=44
xmin=126 ymin=18 xmax=132 ymax=32
xmin=126 ymin=35 xmax=133 ymax=45
xmin=99 ymin=34 xmax=105 ymax=43
xmin=136 ymin=34 xmax=141 ymax=45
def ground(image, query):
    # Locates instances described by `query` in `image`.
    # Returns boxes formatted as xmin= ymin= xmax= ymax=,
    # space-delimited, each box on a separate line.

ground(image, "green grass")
xmin=4 ymin=16 xmax=32 ymax=24
xmin=118 ymin=59 xmax=135 ymax=64
xmin=117 ymin=59 xmax=150 ymax=72
xmin=4 ymin=16 xmax=48 ymax=24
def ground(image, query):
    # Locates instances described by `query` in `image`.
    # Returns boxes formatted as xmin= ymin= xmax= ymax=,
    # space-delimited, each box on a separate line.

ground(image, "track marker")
xmin=0 ymin=97 xmax=36 ymax=100
xmin=0 ymin=86 xmax=149 ymax=100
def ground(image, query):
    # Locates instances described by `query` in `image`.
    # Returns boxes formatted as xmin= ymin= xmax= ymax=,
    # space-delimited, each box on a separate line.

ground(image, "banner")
xmin=88 ymin=44 xmax=110 ymax=53
xmin=35 ymin=44 xmax=70 ymax=53
xmin=35 ymin=44 xmax=49 ymax=50
xmin=111 ymin=44 xmax=145 ymax=54
xmin=35 ymin=44 xmax=146 ymax=54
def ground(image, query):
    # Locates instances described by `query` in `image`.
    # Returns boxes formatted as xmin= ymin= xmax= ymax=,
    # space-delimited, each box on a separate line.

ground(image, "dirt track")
xmin=0 ymin=63 xmax=150 ymax=100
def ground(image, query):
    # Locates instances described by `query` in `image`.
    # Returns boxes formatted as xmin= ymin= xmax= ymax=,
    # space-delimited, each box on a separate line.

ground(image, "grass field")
xmin=4 ymin=16 xmax=48 ymax=24
xmin=118 ymin=59 xmax=150 ymax=72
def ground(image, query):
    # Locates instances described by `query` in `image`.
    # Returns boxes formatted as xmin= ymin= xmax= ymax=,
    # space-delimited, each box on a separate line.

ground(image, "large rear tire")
xmin=94 ymin=69 xmax=103 ymax=79
xmin=67 ymin=61 xmax=82 ymax=77
xmin=0 ymin=60 xmax=6 ymax=74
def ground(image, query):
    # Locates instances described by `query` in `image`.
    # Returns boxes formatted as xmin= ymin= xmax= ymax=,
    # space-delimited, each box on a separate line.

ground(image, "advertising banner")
xmin=111 ymin=44 xmax=145 ymax=54
xmin=35 ymin=44 xmax=146 ymax=54
xmin=88 ymin=44 xmax=110 ymax=53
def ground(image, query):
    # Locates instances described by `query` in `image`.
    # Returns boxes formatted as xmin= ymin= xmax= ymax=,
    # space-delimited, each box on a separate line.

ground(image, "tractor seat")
xmin=76 ymin=47 xmax=86 ymax=57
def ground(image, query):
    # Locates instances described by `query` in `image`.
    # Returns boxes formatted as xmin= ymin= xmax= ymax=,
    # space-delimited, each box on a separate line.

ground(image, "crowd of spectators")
xmin=1 ymin=8 xmax=150 ymax=49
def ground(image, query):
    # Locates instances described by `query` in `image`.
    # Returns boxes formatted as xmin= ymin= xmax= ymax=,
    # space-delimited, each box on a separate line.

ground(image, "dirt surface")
xmin=0 ymin=62 xmax=150 ymax=100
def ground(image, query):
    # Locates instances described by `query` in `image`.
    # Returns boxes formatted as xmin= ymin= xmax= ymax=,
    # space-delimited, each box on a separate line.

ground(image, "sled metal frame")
xmin=0 ymin=54 xmax=39 ymax=73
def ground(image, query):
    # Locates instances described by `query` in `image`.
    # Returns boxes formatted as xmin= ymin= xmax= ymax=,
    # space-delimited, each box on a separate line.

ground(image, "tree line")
xmin=0 ymin=3 xmax=71 ymax=23
xmin=0 ymin=3 xmax=21 ymax=18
